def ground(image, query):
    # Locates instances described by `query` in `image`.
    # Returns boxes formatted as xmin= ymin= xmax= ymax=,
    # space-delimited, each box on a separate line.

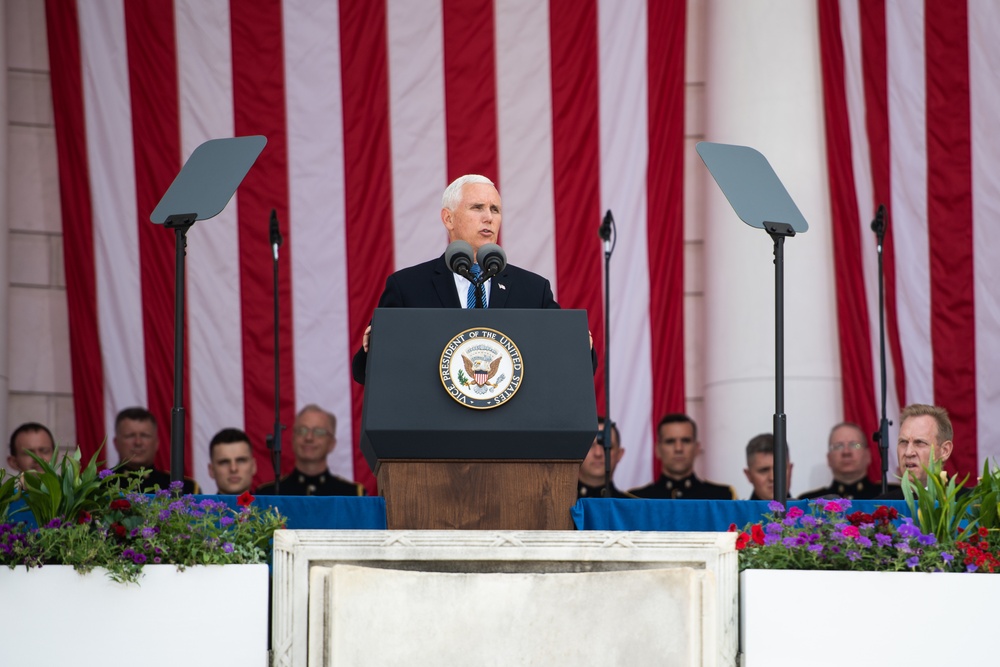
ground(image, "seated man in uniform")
xmin=744 ymin=433 xmax=792 ymax=500
xmin=577 ymin=418 xmax=634 ymax=499
xmin=798 ymin=422 xmax=883 ymax=500
xmin=7 ymin=422 xmax=57 ymax=474
xmin=255 ymin=404 xmax=365 ymax=496
xmin=207 ymin=428 xmax=257 ymax=495
xmin=113 ymin=406 xmax=199 ymax=494
xmin=629 ymin=413 xmax=735 ymax=499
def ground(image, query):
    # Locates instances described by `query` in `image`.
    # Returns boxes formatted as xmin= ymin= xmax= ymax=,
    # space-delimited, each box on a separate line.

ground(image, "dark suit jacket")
xmin=352 ymin=254 xmax=560 ymax=384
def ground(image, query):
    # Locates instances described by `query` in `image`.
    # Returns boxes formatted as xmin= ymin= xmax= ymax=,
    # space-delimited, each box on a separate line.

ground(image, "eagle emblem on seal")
xmin=463 ymin=353 xmax=502 ymax=387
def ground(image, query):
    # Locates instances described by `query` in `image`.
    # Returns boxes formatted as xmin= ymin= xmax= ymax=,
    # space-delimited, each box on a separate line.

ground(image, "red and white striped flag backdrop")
xmin=44 ymin=0 xmax=687 ymax=493
xmin=820 ymin=0 xmax=1000 ymax=481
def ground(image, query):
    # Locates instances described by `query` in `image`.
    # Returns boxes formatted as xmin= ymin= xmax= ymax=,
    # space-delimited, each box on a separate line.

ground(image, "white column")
xmin=700 ymin=0 xmax=841 ymax=498
xmin=1 ymin=5 xmax=10 ymax=448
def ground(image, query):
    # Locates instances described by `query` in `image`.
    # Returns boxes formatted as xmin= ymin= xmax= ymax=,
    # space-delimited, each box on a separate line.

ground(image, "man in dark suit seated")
xmin=113 ymin=406 xmax=199 ymax=494
xmin=578 ymin=418 xmax=635 ymax=499
xmin=255 ymin=404 xmax=365 ymax=496
xmin=799 ymin=422 xmax=885 ymax=500
xmin=352 ymin=174 xmax=590 ymax=384
xmin=629 ymin=413 xmax=736 ymax=500
xmin=876 ymin=403 xmax=955 ymax=500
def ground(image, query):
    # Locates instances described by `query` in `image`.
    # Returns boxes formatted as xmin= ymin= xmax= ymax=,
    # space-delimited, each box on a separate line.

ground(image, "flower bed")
xmin=1 ymin=449 xmax=283 ymax=583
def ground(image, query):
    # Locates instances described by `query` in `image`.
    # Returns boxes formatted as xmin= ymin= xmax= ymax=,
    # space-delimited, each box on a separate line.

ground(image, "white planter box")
xmin=0 ymin=564 xmax=269 ymax=667
xmin=740 ymin=569 xmax=1000 ymax=666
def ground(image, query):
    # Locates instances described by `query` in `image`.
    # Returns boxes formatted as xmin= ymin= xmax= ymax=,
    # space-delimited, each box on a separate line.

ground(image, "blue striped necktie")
xmin=467 ymin=263 xmax=483 ymax=308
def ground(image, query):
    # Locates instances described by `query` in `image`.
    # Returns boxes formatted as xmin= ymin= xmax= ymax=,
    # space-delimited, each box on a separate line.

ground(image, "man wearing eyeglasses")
xmin=255 ymin=404 xmax=365 ymax=496
xmin=798 ymin=422 xmax=884 ymax=500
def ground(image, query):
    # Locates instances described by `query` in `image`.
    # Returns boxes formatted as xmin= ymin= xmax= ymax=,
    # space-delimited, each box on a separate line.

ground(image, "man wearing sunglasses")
xmin=255 ymin=404 xmax=365 ymax=496
xmin=798 ymin=422 xmax=884 ymax=500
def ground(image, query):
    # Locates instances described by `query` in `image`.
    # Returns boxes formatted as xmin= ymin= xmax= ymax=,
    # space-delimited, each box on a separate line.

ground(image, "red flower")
xmin=110 ymin=499 xmax=131 ymax=511
xmin=735 ymin=533 xmax=751 ymax=550
xmin=843 ymin=525 xmax=860 ymax=538
xmin=825 ymin=501 xmax=843 ymax=513
xmin=77 ymin=510 xmax=92 ymax=524
xmin=751 ymin=524 xmax=766 ymax=545
xmin=237 ymin=491 xmax=255 ymax=507
xmin=727 ymin=523 xmax=738 ymax=533
xmin=111 ymin=522 xmax=126 ymax=538
xmin=979 ymin=527 xmax=990 ymax=538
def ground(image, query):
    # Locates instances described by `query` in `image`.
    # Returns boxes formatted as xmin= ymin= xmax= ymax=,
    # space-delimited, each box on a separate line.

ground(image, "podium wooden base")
xmin=377 ymin=460 xmax=579 ymax=530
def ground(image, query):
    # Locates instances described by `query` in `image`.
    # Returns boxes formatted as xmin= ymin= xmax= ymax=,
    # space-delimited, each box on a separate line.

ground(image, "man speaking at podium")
xmin=352 ymin=174 xmax=564 ymax=384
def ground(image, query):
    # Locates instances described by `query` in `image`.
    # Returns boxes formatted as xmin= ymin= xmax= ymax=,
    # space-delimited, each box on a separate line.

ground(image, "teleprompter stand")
xmin=697 ymin=142 xmax=809 ymax=505
xmin=150 ymin=136 xmax=267 ymax=486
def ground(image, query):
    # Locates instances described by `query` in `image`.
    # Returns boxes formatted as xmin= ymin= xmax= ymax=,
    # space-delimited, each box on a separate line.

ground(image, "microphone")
xmin=477 ymin=243 xmax=507 ymax=280
xmin=870 ymin=204 xmax=886 ymax=241
xmin=445 ymin=240 xmax=475 ymax=281
xmin=270 ymin=209 xmax=283 ymax=260
xmin=599 ymin=210 xmax=613 ymax=242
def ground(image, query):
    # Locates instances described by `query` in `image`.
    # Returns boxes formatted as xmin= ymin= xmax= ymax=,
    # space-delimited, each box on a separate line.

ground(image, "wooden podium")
xmin=359 ymin=308 xmax=597 ymax=530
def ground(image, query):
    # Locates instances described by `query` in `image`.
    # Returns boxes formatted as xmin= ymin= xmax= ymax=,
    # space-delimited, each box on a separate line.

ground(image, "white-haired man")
xmin=352 ymin=174 xmax=567 ymax=384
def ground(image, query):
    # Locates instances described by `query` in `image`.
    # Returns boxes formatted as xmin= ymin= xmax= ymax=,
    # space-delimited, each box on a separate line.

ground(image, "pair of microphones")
xmin=444 ymin=240 xmax=507 ymax=284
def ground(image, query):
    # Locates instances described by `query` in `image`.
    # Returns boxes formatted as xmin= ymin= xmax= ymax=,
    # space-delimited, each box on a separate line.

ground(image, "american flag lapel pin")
xmin=498 ymin=283 xmax=506 ymax=290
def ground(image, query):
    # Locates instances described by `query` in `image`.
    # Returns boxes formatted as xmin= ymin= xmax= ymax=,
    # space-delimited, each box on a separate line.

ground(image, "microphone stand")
xmin=266 ymin=209 xmax=284 ymax=494
xmin=870 ymin=204 xmax=891 ymax=493
xmin=598 ymin=211 xmax=616 ymax=497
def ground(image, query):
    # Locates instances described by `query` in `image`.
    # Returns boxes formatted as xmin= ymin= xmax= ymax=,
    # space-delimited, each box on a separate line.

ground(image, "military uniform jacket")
xmin=798 ymin=476 xmax=884 ymax=500
xmin=628 ymin=473 xmax=736 ymax=500
xmin=255 ymin=468 xmax=366 ymax=496
xmin=577 ymin=480 xmax=636 ymax=499
xmin=135 ymin=467 xmax=200 ymax=495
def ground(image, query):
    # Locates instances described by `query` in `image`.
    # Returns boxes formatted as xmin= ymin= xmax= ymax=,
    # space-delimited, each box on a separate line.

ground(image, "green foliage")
xmin=901 ymin=454 xmax=976 ymax=542
xmin=1 ymin=449 xmax=284 ymax=584
xmin=17 ymin=447 xmax=110 ymax=525
xmin=0 ymin=468 xmax=19 ymax=522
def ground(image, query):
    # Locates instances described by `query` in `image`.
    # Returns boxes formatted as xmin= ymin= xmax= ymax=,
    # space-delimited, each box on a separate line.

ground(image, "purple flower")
xmin=906 ymin=556 xmax=920 ymax=568
xmin=874 ymin=533 xmax=893 ymax=547
xmin=132 ymin=552 xmax=147 ymax=564
xmin=764 ymin=534 xmax=781 ymax=546
xmin=141 ymin=527 xmax=158 ymax=538
xmin=801 ymin=516 xmax=818 ymax=528
xmin=766 ymin=522 xmax=783 ymax=534
xmin=768 ymin=500 xmax=785 ymax=513
xmin=847 ymin=550 xmax=861 ymax=561
xmin=45 ymin=518 xmax=63 ymax=529
xmin=168 ymin=500 xmax=185 ymax=512
xmin=153 ymin=557 xmax=162 ymax=564
xmin=857 ymin=536 xmax=873 ymax=548
xmin=169 ymin=480 xmax=184 ymax=492
xmin=158 ymin=509 xmax=172 ymax=521
xmin=898 ymin=519 xmax=921 ymax=539
xmin=968 ymin=563 xmax=979 ymax=573
xmin=219 ymin=516 xmax=235 ymax=527
xmin=837 ymin=499 xmax=852 ymax=510
xmin=222 ymin=542 xmax=234 ymax=553
xmin=122 ymin=548 xmax=135 ymax=560
xmin=782 ymin=536 xmax=799 ymax=548
xmin=895 ymin=542 xmax=912 ymax=553
xmin=808 ymin=544 xmax=824 ymax=554
xmin=198 ymin=499 xmax=217 ymax=510
xmin=814 ymin=498 xmax=828 ymax=509
xmin=98 ymin=469 xmax=114 ymax=479
xmin=918 ymin=533 xmax=937 ymax=546
xmin=941 ymin=552 xmax=954 ymax=563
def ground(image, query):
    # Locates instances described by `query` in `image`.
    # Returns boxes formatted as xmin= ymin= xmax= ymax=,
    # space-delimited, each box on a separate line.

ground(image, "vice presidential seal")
xmin=440 ymin=327 xmax=524 ymax=409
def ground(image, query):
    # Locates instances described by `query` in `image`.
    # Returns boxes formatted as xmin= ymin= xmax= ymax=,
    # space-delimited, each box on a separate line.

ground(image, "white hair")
xmin=441 ymin=174 xmax=495 ymax=210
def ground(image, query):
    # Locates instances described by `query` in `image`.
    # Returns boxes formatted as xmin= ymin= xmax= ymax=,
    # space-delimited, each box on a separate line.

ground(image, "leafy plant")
xmin=0 ymin=468 xmax=19 ymax=522
xmin=2 ymin=449 xmax=284 ymax=584
xmin=900 ymin=449 xmax=976 ymax=542
xmin=17 ymin=446 xmax=111 ymax=526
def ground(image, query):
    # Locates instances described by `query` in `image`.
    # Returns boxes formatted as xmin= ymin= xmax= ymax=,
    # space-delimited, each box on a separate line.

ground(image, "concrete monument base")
xmin=272 ymin=530 xmax=738 ymax=667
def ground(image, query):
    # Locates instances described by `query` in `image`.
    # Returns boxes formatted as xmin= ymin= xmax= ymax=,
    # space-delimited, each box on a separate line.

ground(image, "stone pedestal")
xmin=272 ymin=530 xmax=738 ymax=667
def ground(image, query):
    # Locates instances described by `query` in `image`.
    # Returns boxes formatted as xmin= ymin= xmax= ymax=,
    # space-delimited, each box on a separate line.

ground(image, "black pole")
xmin=165 ymin=214 xmax=196 ymax=488
xmin=598 ymin=210 xmax=615 ymax=497
xmin=268 ymin=209 xmax=283 ymax=494
xmin=765 ymin=221 xmax=795 ymax=504
xmin=870 ymin=204 xmax=891 ymax=494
